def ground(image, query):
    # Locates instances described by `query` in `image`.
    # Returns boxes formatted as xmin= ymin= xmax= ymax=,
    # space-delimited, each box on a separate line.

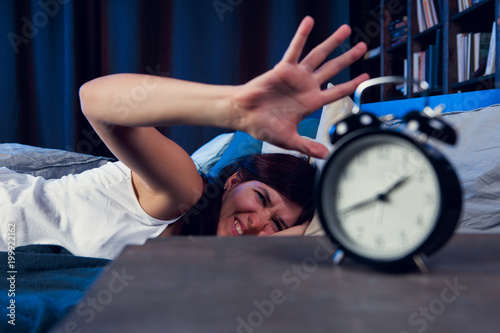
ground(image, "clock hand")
xmin=340 ymin=195 xmax=379 ymax=214
xmin=378 ymin=176 xmax=411 ymax=201
xmin=340 ymin=176 xmax=411 ymax=215
xmin=374 ymin=200 xmax=385 ymax=225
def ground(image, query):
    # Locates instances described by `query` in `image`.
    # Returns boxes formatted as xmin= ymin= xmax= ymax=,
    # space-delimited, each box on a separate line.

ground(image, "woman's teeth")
xmin=234 ymin=220 xmax=244 ymax=235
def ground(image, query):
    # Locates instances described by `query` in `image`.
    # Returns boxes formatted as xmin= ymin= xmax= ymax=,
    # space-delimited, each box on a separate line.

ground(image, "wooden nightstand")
xmin=53 ymin=234 xmax=500 ymax=333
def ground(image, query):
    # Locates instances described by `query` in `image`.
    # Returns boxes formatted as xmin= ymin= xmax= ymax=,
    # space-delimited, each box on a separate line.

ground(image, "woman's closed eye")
xmin=256 ymin=190 xmax=267 ymax=205
xmin=255 ymin=190 xmax=284 ymax=232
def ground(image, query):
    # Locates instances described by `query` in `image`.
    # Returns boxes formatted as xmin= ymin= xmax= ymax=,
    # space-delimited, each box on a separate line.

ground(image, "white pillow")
xmin=0 ymin=143 xmax=113 ymax=179
xmin=308 ymin=96 xmax=500 ymax=235
xmin=431 ymin=105 xmax=500 ymax=233
xmin=313 ymin=83 xmax=354 ymax=168
xmin=191 ymin=133 xmax=235 ymax=174
xmin=261 ymin=137 xmax=313 ymax=159
xmin=308 ymin=84 xmax=355 ymax=236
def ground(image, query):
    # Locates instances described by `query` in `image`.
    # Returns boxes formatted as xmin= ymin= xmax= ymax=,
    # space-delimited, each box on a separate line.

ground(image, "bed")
xmin=1 ymin=91 xmax=499 ymax=332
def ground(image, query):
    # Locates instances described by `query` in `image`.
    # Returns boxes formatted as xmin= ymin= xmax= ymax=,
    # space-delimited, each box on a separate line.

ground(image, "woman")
xmin=172 ymin=153 xmax=317 ymax=237
xmin=1 ymin=17 xmax=368 ymax=259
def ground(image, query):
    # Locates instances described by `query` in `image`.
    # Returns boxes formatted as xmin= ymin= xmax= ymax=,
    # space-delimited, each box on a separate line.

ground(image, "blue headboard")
xmin=361 ymin=88 xmax=500 ymax=118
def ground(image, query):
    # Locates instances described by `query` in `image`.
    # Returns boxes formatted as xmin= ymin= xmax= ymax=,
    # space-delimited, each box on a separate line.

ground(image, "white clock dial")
xmin=322 ymin=134 xmax=441 ymax=261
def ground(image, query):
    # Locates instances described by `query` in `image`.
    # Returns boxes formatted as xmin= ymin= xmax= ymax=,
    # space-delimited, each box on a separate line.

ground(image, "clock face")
xmin=320 ymin=133 xmax=442 ymax=262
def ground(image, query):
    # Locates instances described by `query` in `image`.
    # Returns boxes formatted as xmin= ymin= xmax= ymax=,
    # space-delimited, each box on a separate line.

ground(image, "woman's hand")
xmin=231 ymin=16 xmax=369 ymax=159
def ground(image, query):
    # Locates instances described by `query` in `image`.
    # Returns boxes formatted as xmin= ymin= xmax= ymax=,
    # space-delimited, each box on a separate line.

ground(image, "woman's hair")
xmin=176 ymin=153 xmax=317 ymax=235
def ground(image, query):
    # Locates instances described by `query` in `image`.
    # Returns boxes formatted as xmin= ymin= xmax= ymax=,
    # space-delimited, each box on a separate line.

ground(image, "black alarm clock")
xmin=316 ymin=77 xmax=462 ymax=272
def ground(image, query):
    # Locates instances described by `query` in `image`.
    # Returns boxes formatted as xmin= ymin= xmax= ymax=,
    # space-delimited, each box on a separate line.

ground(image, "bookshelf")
xmin=350 ymin=0 xmax=500 ymax=102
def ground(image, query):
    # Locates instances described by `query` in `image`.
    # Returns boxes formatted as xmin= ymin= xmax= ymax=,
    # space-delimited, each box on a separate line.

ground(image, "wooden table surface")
xmin=53 ymin=234 xmax=500 ymax=333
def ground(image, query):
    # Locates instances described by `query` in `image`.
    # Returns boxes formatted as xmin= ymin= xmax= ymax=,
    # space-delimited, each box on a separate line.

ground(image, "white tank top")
xmin=0 ymin=161 xmax=178 ymax=259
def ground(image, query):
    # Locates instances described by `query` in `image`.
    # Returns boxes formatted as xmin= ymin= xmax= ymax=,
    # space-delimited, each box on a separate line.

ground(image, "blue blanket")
xmin=1 ymin=245 xmax=109 ymax=333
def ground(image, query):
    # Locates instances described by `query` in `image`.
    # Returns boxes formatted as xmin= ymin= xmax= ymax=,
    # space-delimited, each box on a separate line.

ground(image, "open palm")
xmin=232 ymin=17 xmax=368 ymax=158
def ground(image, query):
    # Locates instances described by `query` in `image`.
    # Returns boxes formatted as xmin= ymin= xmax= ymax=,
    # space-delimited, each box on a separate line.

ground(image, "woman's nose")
xmin=249 ymin=210 xmax=272 ymax=232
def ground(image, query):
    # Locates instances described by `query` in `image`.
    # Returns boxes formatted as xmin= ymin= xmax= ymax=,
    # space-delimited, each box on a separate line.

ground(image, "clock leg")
xmin=413 ymin=254 xmax=430 ymax=274
xmin=332 ymin=249 xmax=345 ymax=265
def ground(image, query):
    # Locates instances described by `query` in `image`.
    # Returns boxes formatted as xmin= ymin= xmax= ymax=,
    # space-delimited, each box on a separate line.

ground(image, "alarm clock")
xmin=316 ymin=77 xmax=462 ymax=272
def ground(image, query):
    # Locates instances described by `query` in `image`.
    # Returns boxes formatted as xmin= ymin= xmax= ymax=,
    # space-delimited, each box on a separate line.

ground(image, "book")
xmin=460 ymin=0 xmax=486 ymax=12
xmin=389 ymin=16 xmax=408 ymax=30
xmin=471 ymin=59 xmax=488 ymax=78
xmin=474 ymin=32 xmax=481 ymax=72
xmin=462 ymin=0 xmax=469 ymax=12
xmin=422 ymin=0 xmax=434 ymax=28
xmin=415 ymin=0 xmax=439 ymax=30
xmin=456 ymin=33 xmax=465 ymax=82
xmin=456 ymin=30 xmax=492 ymax=81
xmin=429 ymin=0 xmax=439 ymax=26
xmin=390 ymin=37 xmax=408 ymax=48
xmin=455 ymin=32 xmax=483 ymax=82
xmin=485 ymin=22 xmax=496 ymax=75
xmin=470 ymin=32 xmax=491 ymax=78
xmin=473 ymin=32 xmax=491 ymax=73
xmin=466 ymin=33 xmax=471 ymax=80
xmin=413 ymin=52 xmax=419 ymax=92
xmin=412 ymin=51 xmax=429 ymax=91
xmin=416 ymin=0 xmax=427 ymax=32
xmin=390 ymin=27 xmax=408 ymax=40
xmin=389 ymin=16 xmax=408 ymax=47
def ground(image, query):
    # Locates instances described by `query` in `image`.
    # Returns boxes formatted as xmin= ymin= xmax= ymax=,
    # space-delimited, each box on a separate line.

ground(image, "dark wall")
xmin=0 ymin=0 xmax=350 ymax=156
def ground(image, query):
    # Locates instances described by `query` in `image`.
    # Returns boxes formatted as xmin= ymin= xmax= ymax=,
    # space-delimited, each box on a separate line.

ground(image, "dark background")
xmin=0 ymin=0 xmax=350 ymax=157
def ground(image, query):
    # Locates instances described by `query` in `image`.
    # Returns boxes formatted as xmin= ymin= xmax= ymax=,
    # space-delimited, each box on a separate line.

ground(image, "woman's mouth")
xmin=233 ymin=218 xmax=245 ymax=236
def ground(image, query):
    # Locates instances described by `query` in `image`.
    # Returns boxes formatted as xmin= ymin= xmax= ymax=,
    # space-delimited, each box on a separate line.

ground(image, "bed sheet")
xmin=0 ymin=245 xmax=109 ymax=333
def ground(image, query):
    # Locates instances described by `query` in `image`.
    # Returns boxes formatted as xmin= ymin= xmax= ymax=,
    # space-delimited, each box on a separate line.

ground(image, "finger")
xmin=300 ymin=24 xmax=352 ymax=72
xmin=281 ymin=16 xmax=315 ymax=64
xmin=287 ymin=133 xmax=330 ymax=159
xmin=321 ymin=73 xmax=370 ymax=106
xmin=314 ymin=42 xmax=368 ymax=84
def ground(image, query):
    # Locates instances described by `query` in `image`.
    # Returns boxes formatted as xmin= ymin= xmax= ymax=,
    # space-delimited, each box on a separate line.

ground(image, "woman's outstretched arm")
xmin=79 ymin=16 xmax=368 ymax=221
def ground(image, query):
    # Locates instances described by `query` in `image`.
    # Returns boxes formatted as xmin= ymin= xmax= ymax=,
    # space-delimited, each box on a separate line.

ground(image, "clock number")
xmin=416 ymin=215 xmax=424 ymax=227
xmin=377 ymin=145 xmax=391 ymax=160
xmin=355 ymin=154 xmax=369 ymax=166
xmin=398 ymin=153 xmax=411 ymax=174
xmin=383 ymin=170 xmax=401 ymax=184
xmin=399 ymin=231 xmax=409 ymax=244
xmin=399 ymin=152 xmax=410 ymax=163
xmin=356 ymin=226 xmax=365 ymax=239
xmin=424 ymin=192 xmax=435 ymax=204
xmin=416 ymin=167 xmax=428 ymax=183
xmin=374 ymin=236 xmax=385 ymax=248
xmin=335 ymin=188 xmax=342 ymax=200
xmin=340 ymin=169 xmax=354 ymax=181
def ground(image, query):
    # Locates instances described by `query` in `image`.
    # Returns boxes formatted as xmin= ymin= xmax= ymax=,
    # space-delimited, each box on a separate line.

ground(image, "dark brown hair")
xmin=177 ymin=153 xmax=316 ymax=235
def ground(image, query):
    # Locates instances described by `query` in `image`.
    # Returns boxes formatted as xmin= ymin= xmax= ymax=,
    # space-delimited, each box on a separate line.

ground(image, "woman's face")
xmin=216 ymin=174 xmax=303 ymax=236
